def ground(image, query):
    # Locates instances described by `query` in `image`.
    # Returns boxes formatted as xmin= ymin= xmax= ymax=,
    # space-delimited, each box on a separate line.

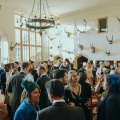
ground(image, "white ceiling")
xmin=0 ymin=0 xmax=119 ymax=17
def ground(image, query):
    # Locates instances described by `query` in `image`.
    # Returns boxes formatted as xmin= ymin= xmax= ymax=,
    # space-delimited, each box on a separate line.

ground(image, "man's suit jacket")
xmin=36 ymin=75 xmax=50 ymax=109
xmin=36 ymin=102 xmax=85 ymax=120
xmin=1 ymin=72 xmax=6 ymax=86
xmin=8 ymin=72 xmax=26 ymax=114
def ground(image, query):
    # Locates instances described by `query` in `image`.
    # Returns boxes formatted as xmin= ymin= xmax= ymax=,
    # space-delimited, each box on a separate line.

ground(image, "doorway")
xmin=77 ymin=56 xmax=88 ymax=70
xmin=74 ymin=54 xmax=89 ymax=70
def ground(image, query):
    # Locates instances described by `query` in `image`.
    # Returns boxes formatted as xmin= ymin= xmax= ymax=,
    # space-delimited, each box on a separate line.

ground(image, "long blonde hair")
xmin=68 ymin=70 xmax=81 ymax=98
xmin=68 ymin=70 xmax=77 ymax=85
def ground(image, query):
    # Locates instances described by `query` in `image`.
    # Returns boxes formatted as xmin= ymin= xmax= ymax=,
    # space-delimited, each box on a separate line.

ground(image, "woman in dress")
xmin=64 ymin=70 xmax=91 ymax=120
xmin=85 ymin=62 xmax=93 ymax=85
xmin=97 ymin=74 xmax=120 ymax=120
xmin=14 ymin=80 xmax=40 ymax=120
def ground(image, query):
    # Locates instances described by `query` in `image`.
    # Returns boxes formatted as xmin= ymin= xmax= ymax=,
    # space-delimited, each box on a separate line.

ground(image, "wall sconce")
xmin=105 ymin=51 xmax=110 ymax=56
xmin=10 ymin=42 xmax=17 ymax=51
xmin=90 ymin=42 xmax=95 ymax=53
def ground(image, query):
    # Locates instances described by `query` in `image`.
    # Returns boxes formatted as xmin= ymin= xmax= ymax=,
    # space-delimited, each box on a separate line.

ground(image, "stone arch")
xmin=74 ymin=54 xmax=90 ymax=69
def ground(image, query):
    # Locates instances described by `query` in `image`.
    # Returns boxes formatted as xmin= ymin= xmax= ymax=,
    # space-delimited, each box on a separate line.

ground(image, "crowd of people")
xmin=0 ymin=59 xmax=120 ymax=120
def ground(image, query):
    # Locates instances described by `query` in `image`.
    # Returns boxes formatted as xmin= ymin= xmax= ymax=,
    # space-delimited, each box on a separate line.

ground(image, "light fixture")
xmin=26 ymin=0 xmax=60 ymax=35
xmin=10 ymin=42 xmax=17 ymax=51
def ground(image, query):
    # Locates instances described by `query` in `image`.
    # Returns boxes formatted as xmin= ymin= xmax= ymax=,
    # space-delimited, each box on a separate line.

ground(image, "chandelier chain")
xmin=29 ymin=0 xmax=36 ymax=19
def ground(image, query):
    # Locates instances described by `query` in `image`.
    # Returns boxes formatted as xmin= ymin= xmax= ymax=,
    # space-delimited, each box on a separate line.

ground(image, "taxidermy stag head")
xmin=48 ymin=36 xmax=56 ymax=41
xmin=106 ymin=35 xmax=113 ymax=44
xmin=53 ymin=43 xmax=63 ymax=49
xmin=64 ymin=27 xmax=72 ymax=37
xmin=10 ymin=42 xmax=17 ymax=51
xmin=78 ymin=39 xmax=83 ymax=50
xmin=78 ymin=43 xmax=83 ymax=50
xmin=65 ymin=50 xmax=74 ymax=54
xmin=75 ymin=19 xmax=87 ymax=33
xmin=105 ymin=51 xmax=110 ymax=56
xmin=90 ymin=42 xmax=95 ymax=53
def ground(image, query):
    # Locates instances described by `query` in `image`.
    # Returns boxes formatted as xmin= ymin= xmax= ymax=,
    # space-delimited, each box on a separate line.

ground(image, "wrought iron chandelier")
xmin=26 ymin=0 xmax=60 ymax=35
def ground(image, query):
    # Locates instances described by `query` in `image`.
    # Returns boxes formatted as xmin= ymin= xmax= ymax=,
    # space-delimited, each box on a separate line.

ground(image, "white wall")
xmin=0 ymin=6 xmax=15 ymax=63
xmin=60 ymin=2 xmax=120 ymax=60
xmin=1 ymin=2 xmax=120 ymax=62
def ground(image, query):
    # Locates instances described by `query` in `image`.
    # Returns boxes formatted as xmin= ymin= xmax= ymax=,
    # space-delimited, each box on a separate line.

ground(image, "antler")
xmin=90 ymin=42 xmax=95 ymax=53
xmin=83 ymin=19 xmax=87 ymax=31
xmin=106 ymin=36 xmax=109 ymax=42
xmin=53 ymin=42 xmax=63 ymax=49
xmin=78 ymin=34 xmax=83 ymax=50
xmin=75 ymin=20 xmax=81 ymax=33
xmin=65 ymin=50 xmax=74 ymax=54
xmin=10 ymin=42 xmax=17 ymax=51
xmin=90 ymin=42 xmax=93 ymax=48
xmin=14 ymin=43 xmax=17 ymax=47
xmin=106 ymin=35 xmax=113 ymax=44
xmin=48 ymin=36 xmax=55 ymax=41
xmin=64 ymin=27 xmax=72 ymax=37
xmin=75 ymin=19 xmax=89 ymax=33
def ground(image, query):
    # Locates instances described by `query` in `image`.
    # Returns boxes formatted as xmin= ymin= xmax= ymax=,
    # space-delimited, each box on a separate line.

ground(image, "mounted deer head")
xmin=65 ymin=50 xmax=74 ymax=54
xmin=64 ymin=27 xmax=72 ymax=37
xmin=48 ymin=36 xmax=56 ymax=41
xmin=106 ymin=35 xmax=113 ymax=44
xmin=53 ymin=42 xmax=63 ymax=49
xmin=75 ymin=19 xmax=88 ymax=33
xmin=10 ymin=42 xmax=17 ymax=51
xmin=78 ymin=38 xmax=83 ymax=50
xmin=50 ymin=54 xmax=54 ymax=57
xmin=105 ymin=51 xmax=110 ymax=56
xmin=90 ymin=42 xmax=95 ymax=53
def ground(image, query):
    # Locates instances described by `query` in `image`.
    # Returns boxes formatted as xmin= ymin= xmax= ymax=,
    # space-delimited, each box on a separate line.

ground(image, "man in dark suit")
xmin=1 ymin=64 xmax=11 ymax=94
xmin=36 ymin=64 xmax=50 ymax=109
xmin=8 ymin=62 xmax=30 ymax=116
xmin=54 ymin=69 xmax=68 ymax=86
xmin=14 ymin=61 xmax=21 ymax=72
xmin=36 ymin=79 xmax=85 ymax=120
